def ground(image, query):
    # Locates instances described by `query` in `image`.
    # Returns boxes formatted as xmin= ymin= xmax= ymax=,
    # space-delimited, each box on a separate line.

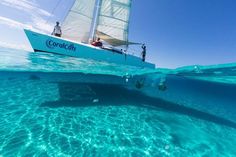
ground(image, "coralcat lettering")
xmin=46 ymin=39 xmax=76 ymax=51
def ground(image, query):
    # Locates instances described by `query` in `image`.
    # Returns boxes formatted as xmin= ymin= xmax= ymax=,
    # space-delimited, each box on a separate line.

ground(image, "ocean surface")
xmin=0 ymin=47 xmax=236 ymax=157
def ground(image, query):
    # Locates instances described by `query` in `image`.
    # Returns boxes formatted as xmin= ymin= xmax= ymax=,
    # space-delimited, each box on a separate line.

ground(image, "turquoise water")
xmin=0 ymin=47 xmax=236 ymax=156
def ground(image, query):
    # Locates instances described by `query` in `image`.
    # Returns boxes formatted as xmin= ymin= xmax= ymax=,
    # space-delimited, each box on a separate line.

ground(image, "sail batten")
xmin=99 ymin=15 xmax=129 ymax=23
xmin=70 ymin=11 xmax=93 ymax=19
xmin=96 ymin=0 xmax=132 ymax=46
xmin=62 ymin=0 xmax=96 ymax=43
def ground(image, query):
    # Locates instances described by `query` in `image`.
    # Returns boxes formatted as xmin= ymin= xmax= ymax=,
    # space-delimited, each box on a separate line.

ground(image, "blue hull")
xmin=24 ymin=29 xmax=155 ymax=69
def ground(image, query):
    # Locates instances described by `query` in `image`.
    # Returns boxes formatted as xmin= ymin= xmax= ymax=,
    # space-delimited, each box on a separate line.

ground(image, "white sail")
xmin=96 ymin=0 xmax=132 ymax=46
xmin=62 ymin=0 xmax=96 ymax=43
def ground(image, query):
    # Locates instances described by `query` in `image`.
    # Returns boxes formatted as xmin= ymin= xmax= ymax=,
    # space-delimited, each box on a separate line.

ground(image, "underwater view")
xmin=0 ymin=47 xmax=236 ymax=157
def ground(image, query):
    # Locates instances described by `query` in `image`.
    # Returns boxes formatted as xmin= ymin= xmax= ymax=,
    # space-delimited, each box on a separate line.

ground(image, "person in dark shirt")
xmin=92 ymin=37 xmax=103 ymax=47
xmin=141 ymin=44 xmax=146 ymax=62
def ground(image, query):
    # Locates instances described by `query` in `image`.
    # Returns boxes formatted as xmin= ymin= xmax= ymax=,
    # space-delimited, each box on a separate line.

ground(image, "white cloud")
xmin=0 ymin=0 xmax=56 ymax=50
xmin=0 ymin=16 xmax=52 ymax=33
xmin=30 ymin=15 xmax=54 ymax=33
xmin=0 ymin=16 xmax=33 ymax=30
xmin=0 ymin=40 xmax=31 ymax=51
xmin=0 ymin=0 xmax=52 ymax=17
xmin=0 ymin=0 xmax=54 ymax=33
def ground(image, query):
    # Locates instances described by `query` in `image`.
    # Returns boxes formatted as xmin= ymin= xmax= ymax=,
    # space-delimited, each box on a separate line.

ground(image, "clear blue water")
xmin=0 ymin=47 xmax=236 ymax=156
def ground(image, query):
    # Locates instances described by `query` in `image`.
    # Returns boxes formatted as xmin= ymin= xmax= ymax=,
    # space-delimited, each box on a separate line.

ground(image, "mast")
xmin=126 ymin=0 xmax=132 ymax=50
xmin=90 ymin=0 xmax=102 ymax=42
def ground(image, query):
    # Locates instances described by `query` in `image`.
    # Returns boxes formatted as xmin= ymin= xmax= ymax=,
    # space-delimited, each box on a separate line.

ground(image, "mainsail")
xmin=61 ymin=0 xmax=132 ymax=46
xmin=96 ymin=0 xmax=132 ymax=47
xmin=62 ymin=0 xmax=96 ymax=43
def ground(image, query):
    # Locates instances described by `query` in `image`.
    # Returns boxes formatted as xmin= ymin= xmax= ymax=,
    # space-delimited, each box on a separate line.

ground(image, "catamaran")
xmin=24 ymin=0 xmax=155 ymax=69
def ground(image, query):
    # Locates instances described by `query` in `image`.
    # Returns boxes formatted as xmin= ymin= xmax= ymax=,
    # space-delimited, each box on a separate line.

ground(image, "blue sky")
xmin=0 ymin=0 xmax=235 ymax=68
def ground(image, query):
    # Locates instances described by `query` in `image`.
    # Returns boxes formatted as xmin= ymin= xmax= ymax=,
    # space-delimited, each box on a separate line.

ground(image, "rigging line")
xmin=45 ymin=0 xmax=63 ymax=25
xmin=61 ymin=0 xmax=77 ymax=24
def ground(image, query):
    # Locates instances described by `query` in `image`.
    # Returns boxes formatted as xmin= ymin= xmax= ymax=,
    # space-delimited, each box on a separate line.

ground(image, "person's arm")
xmin=91 ymin=41 xmax=96 ymax=46
xmin=51 ymin=28 xmax=55 ymax=35
xmin=59 ymin=26 xmax=62 ymax=35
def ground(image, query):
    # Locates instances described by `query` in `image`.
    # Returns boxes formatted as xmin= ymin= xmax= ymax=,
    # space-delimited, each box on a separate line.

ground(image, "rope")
xmin=126 ymin=47 xmax=142 ymax=57
xmin=45 ymin=0 xmax=63 ymax=25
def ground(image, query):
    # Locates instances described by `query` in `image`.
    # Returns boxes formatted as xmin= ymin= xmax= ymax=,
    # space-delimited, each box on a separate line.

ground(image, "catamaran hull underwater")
xmin=24 ymin=29 xmax=155 ymax=69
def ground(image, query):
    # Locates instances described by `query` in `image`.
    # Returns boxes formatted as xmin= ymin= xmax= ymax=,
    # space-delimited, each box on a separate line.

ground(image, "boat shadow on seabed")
xmin=41 ymin=82 xmax=236 ymax=130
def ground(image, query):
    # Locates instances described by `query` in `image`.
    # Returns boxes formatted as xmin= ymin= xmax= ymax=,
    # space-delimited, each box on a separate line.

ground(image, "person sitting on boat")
xmin=141 ymin=44 xmax=146 ymax=62
xmin=52 ymin=21 xmax=62 ymax=37
xmin=92 ymin=37 xmax=103 ymax=47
